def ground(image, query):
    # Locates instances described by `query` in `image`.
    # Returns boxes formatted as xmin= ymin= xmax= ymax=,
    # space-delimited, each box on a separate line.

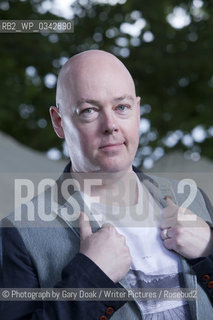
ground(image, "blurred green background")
xmin=0 ymin=0 xmax=212 ymax=170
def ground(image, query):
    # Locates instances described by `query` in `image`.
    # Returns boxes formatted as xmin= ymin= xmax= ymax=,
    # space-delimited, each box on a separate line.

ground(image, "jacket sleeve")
xmin=187 ymin=188 xmax=213 ymax=304
xmin=1 ymin=225 xmax=126 ymax=320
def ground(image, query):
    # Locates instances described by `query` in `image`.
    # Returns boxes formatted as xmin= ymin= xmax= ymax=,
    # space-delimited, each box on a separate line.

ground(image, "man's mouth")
xmin=99 ymin=142 xmax=125 ymax=151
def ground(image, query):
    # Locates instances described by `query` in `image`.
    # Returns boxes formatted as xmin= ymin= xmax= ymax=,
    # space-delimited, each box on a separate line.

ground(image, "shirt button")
xmin=207 ymin=281 xmax=213 ymax=288
xmin=106 ymin=307 xmax=114 ymax=315
xmin=202 ymin=274 xmax=210 ymax=281
xmin=99 ymin=316 xmax=107 ymax=320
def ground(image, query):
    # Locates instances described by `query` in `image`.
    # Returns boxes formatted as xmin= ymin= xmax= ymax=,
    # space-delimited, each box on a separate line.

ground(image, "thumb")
xmin=79 ymin=211 xmax=92 ymax=240
xmin=165 ymin=195 xmax=176 ymax=207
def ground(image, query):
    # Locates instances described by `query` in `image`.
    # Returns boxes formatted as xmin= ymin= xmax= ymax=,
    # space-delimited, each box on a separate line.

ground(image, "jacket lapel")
xmin=141 ymin=174 xmax=198 ymax=319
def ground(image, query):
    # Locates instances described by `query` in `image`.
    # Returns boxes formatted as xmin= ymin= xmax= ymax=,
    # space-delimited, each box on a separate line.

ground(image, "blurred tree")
xmin=0 ymin=0 xmax=212 ymax=168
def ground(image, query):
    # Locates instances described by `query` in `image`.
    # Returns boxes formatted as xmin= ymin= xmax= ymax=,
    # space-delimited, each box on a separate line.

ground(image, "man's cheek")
xmin=83 ymin=143 xmax=95 ymax=157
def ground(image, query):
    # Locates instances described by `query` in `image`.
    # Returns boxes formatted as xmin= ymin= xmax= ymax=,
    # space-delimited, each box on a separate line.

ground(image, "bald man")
xmin=1 ymin=50 xmax=213 ymax=320
xmin=52 ymin=50 xmax=140 ymax=174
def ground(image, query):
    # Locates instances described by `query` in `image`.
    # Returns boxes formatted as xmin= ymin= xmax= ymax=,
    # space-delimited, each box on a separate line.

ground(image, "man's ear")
xmin=136 ymin=96 xmax=141 ymax=126
xmin=49 ymin=106 xmax=65 ymax=139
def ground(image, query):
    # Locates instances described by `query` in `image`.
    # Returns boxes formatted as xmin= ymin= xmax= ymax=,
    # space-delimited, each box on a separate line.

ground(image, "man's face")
xmin=59 ymin=56 xmax=140 ymax=173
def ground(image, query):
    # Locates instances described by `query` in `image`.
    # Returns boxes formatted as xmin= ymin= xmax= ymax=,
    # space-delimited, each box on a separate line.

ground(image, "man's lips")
xmin=99 ymin=142 xmax=125 ymax=150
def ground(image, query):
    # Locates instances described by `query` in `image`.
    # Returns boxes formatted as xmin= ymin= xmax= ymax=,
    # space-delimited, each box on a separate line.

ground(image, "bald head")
xmin=51 ymin=49 xmax=141 ymax=173
xmin=56 ymin=50 xmax=136 ymax=113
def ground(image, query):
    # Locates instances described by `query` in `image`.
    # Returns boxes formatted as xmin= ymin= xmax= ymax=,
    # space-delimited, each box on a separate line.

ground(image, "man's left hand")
xmin=160 ymin=196 xmax=213 ymax=259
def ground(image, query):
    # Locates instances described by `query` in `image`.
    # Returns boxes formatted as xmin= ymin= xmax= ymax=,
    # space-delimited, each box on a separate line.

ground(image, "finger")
xmin=161 ymin=228 xmax=172 ymax=240
xmin=163 ymin=238 xmax=177 ymax=252
xmin=161 ymin=205 xmax=177 ymax=219
xmin=119 ymin=234 xmax=127 ymax=243
xmin=79 ymin=211 xmax=92 ymax=240
xmin=160 ymin=217 xmax=176 ymax=229
xmin=101 ymin=222 xmax=115 ymax=229
xmin=161 ymin=229 xmax=167 ymax=240
xmin=165 ymin=195 xmax=175 ymax=205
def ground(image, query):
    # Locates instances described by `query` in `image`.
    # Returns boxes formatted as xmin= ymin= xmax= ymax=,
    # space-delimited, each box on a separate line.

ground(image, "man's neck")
xmin=70 ymin=167 xmax=139 ymax=206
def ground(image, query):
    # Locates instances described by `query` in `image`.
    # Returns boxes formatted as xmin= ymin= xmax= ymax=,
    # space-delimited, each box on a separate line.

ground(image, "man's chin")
xmin=98 ymin=162 xmax=132 ymax=174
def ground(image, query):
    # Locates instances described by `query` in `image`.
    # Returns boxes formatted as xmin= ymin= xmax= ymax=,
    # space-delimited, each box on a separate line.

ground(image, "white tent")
xmin=148 ymin=152 xmax=213 ymax=204
xmin=0 ymin=131 xmax=66 ymax=218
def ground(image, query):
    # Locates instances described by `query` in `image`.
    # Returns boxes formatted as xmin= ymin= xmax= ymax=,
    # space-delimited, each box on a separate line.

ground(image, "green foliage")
xmin=0 ymin=0 xmax=212 ymax=166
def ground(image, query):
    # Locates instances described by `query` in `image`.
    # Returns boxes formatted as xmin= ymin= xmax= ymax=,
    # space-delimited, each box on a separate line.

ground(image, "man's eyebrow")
xmin=76 ymin=99 xmax=100 ymax=108
xmin=76 ymin=95 xmax=134 ymax=108
xmin=112 ymin=95 xmax=134 ymax=103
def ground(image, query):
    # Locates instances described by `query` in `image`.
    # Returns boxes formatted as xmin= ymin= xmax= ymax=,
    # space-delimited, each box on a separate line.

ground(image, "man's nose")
xmin=102 ymin=111 xmax=119 ymax=135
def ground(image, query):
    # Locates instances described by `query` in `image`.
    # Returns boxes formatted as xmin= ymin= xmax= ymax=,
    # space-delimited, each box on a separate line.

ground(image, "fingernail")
xmin=164 ymin=195 xmax=173 ymax=201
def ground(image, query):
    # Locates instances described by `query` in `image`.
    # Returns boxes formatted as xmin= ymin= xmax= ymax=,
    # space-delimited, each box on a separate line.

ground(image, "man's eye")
xmin=79 ymin=107 xmax=99 ymax=120
xmin=82 ymin=108 xmax=95 ymax=114
xmin=117 ymin=105 xmax=130 ymax=111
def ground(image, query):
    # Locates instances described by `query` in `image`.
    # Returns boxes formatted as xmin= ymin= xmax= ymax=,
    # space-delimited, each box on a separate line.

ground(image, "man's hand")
xmin=160 ymin=197 xmax=213 ymax=259
xmin=79 ymin=212 xmax=132 ymax=283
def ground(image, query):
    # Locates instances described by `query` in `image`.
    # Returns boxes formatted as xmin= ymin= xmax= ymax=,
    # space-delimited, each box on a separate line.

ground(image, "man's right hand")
xmin=79 ymin=212 xmax=132 ymax=283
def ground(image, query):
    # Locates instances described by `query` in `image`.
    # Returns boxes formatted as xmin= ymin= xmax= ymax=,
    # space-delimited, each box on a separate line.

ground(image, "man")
xmin=1 ymin=50 xmax=213 ymax=319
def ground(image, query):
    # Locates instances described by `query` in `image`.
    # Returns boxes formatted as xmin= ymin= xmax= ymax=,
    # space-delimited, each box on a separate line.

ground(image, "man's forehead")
xmin=63 ymin=63 xmax=136 ymax=99
xmin=56 ymin=50 xmax=136 ymax=110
